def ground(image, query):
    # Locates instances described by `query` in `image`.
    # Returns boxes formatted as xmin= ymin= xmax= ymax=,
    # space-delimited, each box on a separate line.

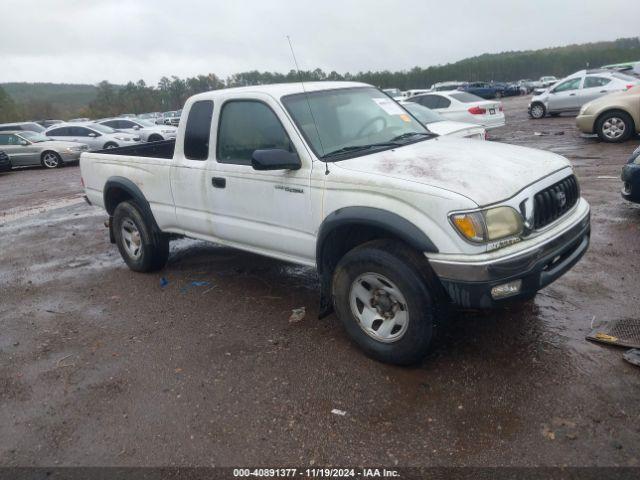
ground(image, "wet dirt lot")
xmin=1 ymin=95 xmax=639 ymax=467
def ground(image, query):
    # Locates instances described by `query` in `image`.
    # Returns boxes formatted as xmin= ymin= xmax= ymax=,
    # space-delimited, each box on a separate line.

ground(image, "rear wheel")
xmin=596 ymin=111 xmax=634 ymax=143
xmin=530 ymin=102 xmax=546 ymax=119
xmin=103 ymin=142 xmax=118 ymax=149
xmin=148 ymin=134 xmax=163 ymax=142
xmin=332 ymin=240 xmax=447 ymax=365
xmin=41 ymin=151 xmax=62 ymax=169
xmin=113 ymin=201 xmax=169 ymax=272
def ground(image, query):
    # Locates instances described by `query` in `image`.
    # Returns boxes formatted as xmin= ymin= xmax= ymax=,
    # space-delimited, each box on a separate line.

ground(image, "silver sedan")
xmin=0 ymin=130 xmax=88 ymax=168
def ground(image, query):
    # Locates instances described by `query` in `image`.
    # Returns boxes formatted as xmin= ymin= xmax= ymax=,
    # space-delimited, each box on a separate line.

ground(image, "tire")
xmin=529 ymin=102 xmax=546 ymax=119
xmin=331 ymin=239 xmax=447 ymax=365
xmin=103 ymin=142 xmax=118 ymax=150
xmin=41 ymin=151 xmax=62 ymax=169
xmin=112 ymin=201 xmax=169 ymax=272
xmin=147 ymin=134 xmax=163 ymax=142
xmin=596 ymin=111 xmax=634 ymax=143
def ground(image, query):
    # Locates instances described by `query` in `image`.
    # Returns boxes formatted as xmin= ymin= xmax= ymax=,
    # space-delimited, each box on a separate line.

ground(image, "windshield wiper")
xmin=323 ymin=142 xmax=402 ymax=159
xmin=391 ymin=131 xmax=434 ymax=142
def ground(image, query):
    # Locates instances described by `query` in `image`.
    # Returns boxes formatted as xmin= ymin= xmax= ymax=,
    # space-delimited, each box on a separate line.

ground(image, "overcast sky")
xmin=2 ymin=0 xmax=639 ymax=85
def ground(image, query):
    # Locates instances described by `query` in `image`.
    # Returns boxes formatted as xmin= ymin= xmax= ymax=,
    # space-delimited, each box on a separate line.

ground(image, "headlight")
xmin=632 ymin=146 xmax=640 ymax=165
xmin=451 ymin=206 xmax=523 ymax=243
xmin=579 ymin=103 xmax=590 ymax=115
xmin=64 ymin=146 xmax=82 ymax=153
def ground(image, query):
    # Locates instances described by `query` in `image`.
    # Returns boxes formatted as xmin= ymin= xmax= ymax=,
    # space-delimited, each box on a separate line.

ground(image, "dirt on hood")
xmin=333 ymin=136 xmax=572 ymax=206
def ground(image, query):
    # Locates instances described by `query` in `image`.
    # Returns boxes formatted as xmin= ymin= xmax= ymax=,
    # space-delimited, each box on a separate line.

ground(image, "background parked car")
xmin=35 ymin=119 xmax=64 ymax=128
xmin=400 ymin=102 xmax=486 ymax=139
xmin=576 ymin=85 xmax=640 ymax=142
xmin=529 ymin=69 xmax=639 ymax=119
xmin=382 ymin=88 xmax=405 ymax=101
xmin=539 ymin=76 xmax=558 ymax=87
xmin=621 ymin=145 xmax=640 ymax=202
xmin=0 ymin=130 xmax=88 ymax=168
xmin=137 ymin=112 xmax=162 ymax=121
xmin=97 ymin=118 xmax=177 ymax=142
xmin=407 ymin=90 xmax=505 ymax=129
xmin=68 ymin=117 xmax=91 ymax=123
xmin=0 ymin=122 xmax=46 ymax=133
xmin=403 ymin=89 xmax=430 ymax=99
xmin=459 ymin=82 xmax=500 ymax=99
xmin=45 ymin=123 xmax=141 ymax=151
xmin=159 ymin=110 xmax=181 ymax=125
xmin=0 ymin=150 xmax=11 ymax=173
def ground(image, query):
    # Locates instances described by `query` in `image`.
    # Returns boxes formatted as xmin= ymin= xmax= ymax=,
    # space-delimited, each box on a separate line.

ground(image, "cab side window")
xmin=553 ymin=78 xmax=581 ymax=92
xmin=102 ymin=120 xmax=118 ymax=129
xmin=584 ymin=76 xmax=611 ymax=88
xmin=184 ymin=100 xmax=214 ymax=160
xmin=217 ymin=100 xmax=294 ymax=166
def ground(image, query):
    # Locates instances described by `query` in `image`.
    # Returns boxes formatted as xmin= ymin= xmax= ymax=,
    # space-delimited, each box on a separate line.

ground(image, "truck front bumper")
xmin=427 ymin=200 xmax=590 ymax=308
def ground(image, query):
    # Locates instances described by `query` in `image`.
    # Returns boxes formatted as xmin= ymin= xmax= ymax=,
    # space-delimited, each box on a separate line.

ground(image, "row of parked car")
xmin=527 ymin=68 xmax=640 ymax=143
xmin=0 ymin=117 xmax=178 ymax=169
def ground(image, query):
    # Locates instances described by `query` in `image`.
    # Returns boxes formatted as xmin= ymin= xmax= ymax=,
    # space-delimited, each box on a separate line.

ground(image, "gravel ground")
xmin=0 ymin=95 xmax=639 ymax=467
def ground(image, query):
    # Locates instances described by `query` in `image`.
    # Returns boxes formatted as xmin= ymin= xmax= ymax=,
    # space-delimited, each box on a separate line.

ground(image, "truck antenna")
xmin=286 ymin=35 xmax=329 ymax=175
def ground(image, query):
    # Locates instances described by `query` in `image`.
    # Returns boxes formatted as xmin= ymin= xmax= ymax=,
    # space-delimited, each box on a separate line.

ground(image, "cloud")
xmin=2 ymin=0 xmax=639 ymax=85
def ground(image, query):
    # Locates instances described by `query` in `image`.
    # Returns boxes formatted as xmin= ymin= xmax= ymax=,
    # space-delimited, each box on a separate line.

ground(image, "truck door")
xmin=207 ymin=94 xmax=315 ymax=264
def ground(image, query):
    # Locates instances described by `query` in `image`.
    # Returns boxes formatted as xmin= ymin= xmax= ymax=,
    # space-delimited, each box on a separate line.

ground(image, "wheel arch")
xmin=595 ymin=108 xmax=636 ymax=133
xmin=103 ymin=176 xmax=161 ymax=235
xmin=315 ymin=207 xmax=439 ymax=318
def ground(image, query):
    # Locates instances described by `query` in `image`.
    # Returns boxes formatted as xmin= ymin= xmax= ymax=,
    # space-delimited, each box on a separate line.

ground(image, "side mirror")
xmin=88 ymin=133 xmax=97 ymax=137
xmin=251 ymin=149 xmax=301 ymax=171
xmin=133 ymin=125 xmax=140 ymax=130
xmin=19 ymin=140 xmax=29 ymax=146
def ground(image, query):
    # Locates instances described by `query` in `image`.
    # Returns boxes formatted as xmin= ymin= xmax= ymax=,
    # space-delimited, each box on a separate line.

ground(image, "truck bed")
xmin=95 ymin=139 xmax=175 ymax=159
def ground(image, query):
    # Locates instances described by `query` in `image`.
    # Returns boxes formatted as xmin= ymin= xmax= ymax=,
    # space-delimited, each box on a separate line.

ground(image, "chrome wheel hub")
xmin=603 ymin=117 xmax=625 ymax=139
xmin=43 ymin=153 xmax=58 ymax=168
xmin=349 ymin=273 xmax=409 ymax=343
xmin=121 ymin=218 xmax=142 ymax=259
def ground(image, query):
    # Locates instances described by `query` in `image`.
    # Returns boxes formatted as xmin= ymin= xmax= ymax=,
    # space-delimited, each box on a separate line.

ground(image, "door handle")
xmin=212 ymin=177 xmax=226 ymax=188
xmin=569 ymin=93 xmax=576 ymax=96
xmin=599 ymin=90 xmax=607 ymax=93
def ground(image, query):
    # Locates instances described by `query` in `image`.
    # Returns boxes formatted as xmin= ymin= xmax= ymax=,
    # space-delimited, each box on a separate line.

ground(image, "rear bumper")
xmin=621 ymin=163 xmax=640 ymax=203
xmin=427 ymin=201 xmax=590 ymax=308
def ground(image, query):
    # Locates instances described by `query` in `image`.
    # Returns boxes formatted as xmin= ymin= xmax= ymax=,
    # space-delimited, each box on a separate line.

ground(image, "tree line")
xmin=1 ymin=36 xmax=638 ymax=122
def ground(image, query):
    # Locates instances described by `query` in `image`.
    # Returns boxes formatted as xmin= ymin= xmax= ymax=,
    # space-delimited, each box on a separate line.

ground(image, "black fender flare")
xmin=316 ymin=206 xmax=439 ymax=272
xmin=103 ymin=176 xmax=161 ymax=235
xmin=315 ymin=207 xmax=439 ymax=318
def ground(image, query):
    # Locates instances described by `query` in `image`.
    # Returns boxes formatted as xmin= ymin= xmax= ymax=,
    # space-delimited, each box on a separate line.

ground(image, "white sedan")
xmin=400 ymin=102 xmax=486 ymax=140
xmin=405 ymin=90 xmax=506 ymax=129
xmin=97 ymin=118 xmax=177 ymax=142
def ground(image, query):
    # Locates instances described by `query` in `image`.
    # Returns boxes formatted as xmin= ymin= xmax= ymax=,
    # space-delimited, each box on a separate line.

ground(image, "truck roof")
xmin=189 ymin=81 xmax=371 ymax=101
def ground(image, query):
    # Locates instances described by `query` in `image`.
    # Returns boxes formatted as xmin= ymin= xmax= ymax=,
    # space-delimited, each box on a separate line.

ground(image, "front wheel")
xmin=113 ymin=201 xmax=169 ymax=272
xmin=529 ymin=102 xmax=546 ymax=119
xmin=332 ymin=240 xmax=447 ymax=365
xmin=596 ymin=111 xmax=634 ymax=143
xmin=103 ymin=142 xmax=118 ymax=150
xmin=41 ymin=151 xmax=62 ymax=169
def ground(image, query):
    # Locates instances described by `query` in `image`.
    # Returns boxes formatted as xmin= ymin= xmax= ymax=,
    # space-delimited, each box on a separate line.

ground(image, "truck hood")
xmin=333 ymin=136 xmax=571 ymax=206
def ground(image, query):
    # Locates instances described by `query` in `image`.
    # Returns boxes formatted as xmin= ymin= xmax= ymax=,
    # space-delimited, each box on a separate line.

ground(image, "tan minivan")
xmin=576 ymin=86 xmax=640 ymax=143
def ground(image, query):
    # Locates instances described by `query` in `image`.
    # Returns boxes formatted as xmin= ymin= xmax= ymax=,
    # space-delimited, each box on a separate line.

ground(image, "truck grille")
xmin=533 ymin=175 xmax=579 ymax=229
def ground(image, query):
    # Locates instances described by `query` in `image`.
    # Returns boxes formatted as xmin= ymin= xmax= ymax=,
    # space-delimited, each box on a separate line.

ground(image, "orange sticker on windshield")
xmin=400 ymin=114 xmax=411 ymax=122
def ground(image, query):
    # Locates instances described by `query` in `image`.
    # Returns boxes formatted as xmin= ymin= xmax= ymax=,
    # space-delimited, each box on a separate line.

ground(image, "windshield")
xmin=20 ymin=131 xmax=50 ymax=142
xmin=282 ymin=87 xmax=431 ymax=159
xmin=88 ymin=123 xmax=116 ymax=134
xmin=402 ymin=103 xmax=442 ymax=124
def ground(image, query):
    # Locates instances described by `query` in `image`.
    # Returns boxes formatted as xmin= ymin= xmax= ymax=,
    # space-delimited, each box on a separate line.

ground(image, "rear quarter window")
xmin=184 ymin=100 xmax=214 ymax=160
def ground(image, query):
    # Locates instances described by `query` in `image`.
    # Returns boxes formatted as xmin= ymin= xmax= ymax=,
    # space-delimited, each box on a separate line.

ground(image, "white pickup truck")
xmin=81 ymin=81 xmax=590 ymax=365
